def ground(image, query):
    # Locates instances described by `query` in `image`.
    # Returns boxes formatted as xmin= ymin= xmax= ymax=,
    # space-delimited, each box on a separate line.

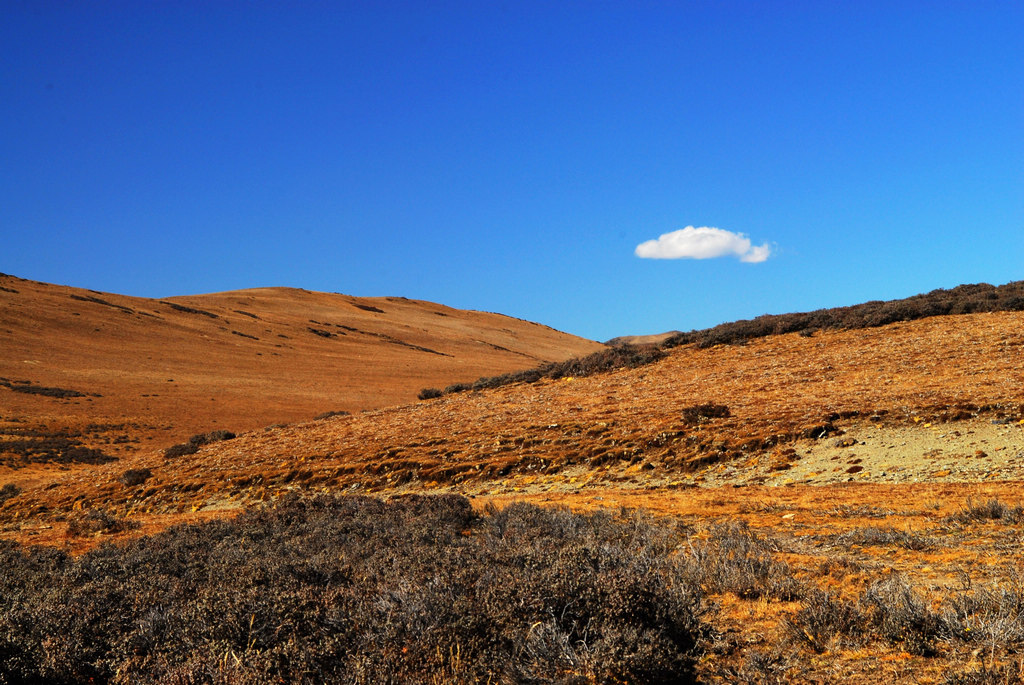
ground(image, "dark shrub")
xmin=6 ymin=383 xmax=86 ymax=398
xmin=685 ymin=521 xmax=802 ymax=601
xmin=0 ymin=496 xmax=711 ymax=684
xmin=787 ymin=590 xmax=865 ymax=652
xmin=0 ymin=428 xmax=116 ymax=466
xmin=0 ymin=483 xmax=20 ymax=505
xmin=661 ymin=280 xmax=1024 ymax=349
xmin=680 ymin=403 xmax=731 ymax=425
xmin=165 ymin=430 xmax=235 ymax=457
xmin=160 ymin=301 xmax=218 ymax=318
xmin=947 ymin=498 xmax=1024 ymax=525
xmin=860 ymin=575 xmax=944 ymax=656
xmin=417 ymin=387 xmax=443 ymax=400
xmin=314 ymin=410 xmax=351 ymax=420
xmin=188 ymin=430 xmax=235 ymax=446
xmin=163 ymin=442 xmax=197 ymax=458
xmin=118 ymin=468 xmax=152 ymax=487
xmin=67 ymin=508 xmax=140 ymax=537
xmin=436 ymin=344 xmax=666 ymax=399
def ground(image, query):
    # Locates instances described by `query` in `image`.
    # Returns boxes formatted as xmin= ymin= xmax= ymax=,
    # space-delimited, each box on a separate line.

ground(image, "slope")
xmin=6 ymin=307 xmax=1023 ymax=535
xmin=0 ymin=273 xmax=604 ymax=488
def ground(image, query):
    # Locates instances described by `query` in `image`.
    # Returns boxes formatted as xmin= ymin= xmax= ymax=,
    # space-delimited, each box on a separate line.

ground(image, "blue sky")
xmin=2 ymin=2 xmax=1021 ymax=341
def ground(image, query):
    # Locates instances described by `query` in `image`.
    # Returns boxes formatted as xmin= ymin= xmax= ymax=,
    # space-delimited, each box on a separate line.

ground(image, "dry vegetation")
xmin=3 ymin=278 xmax=1024 ymax=682
xmin=0 ymin=272 xmax=603 ymax=471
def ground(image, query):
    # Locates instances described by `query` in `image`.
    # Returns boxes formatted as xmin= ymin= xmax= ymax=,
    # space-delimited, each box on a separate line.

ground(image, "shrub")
xmin=165 ymin=430 xmax=236 ymax=457
xmin=118 ymin=468 xmax=152 ymax=487
xmin=947 ymin=498 xmax=1024 ymax=525
xmin=0 ymin=496 xmax=712 ymax=684
xmin=417 ymin=387 xmax=443 ymax=400
xmin=787 ymin=590 xmax=865 ymax=652
xmin=860 ymin=575 xmax=944 ymax=656
xmin=429 ymin=343 xmax=666 ymax=399
xmin=661 ymin=280 xmax=1024 ymax=349
xmin=0 ymin=483 xmax=20 ymax=505
xmin=67 ymin=508 xmax=140 ymax=537
xmin=163 ymin=442 xmax=197 ymax=458
xmin=835 ymin=526 xmax=935 ymax=551
xmin=680 ymin=403 xmax=731 ymax=425
xmin=685 ymin=521 xmax=802 ymax=601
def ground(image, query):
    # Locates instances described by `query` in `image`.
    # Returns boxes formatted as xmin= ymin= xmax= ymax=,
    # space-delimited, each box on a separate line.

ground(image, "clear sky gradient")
xmin=3 ymin=2 xmax=1021 ymax=341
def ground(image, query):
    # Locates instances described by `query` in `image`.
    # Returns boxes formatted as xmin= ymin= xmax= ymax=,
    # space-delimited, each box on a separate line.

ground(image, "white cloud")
xmin=634 ymin=226 xmax=772 ymax=263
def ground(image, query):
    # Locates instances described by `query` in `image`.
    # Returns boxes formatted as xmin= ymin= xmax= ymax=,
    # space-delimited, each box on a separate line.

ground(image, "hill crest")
xmin=0 ymin=273 xmax=603 ymax=477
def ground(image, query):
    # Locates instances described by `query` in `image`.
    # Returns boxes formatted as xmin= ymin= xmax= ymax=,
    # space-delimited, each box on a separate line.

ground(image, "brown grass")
xmin=6 ymin=273 xmax=1024 ymax=682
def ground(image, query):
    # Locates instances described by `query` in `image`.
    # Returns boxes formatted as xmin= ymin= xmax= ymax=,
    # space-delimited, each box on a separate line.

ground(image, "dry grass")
xmin=6 ymin=274 xmax=1024 ymax=682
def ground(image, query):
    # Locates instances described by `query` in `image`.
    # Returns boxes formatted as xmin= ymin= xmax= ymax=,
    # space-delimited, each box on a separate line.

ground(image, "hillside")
xmin=0 ymin=273 xmax=603 ymax=489
xmin=6 ymin=306 xmax=1024 ymax=528
xmin=4 ymin=284 xmax=1024 ymax=682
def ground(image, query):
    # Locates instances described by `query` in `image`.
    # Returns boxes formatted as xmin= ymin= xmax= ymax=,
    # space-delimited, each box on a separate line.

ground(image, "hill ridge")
xmin=0 ymin=273 xmax=603 ymax=480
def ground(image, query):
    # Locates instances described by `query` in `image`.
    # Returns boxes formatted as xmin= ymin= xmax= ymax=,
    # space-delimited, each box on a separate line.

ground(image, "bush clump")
xmin=0 ymin=495 xmax=712 ymax=684
xmin=117 ymin=468 xmax=152 ymax=487
xmin=835 ymin=526 xmax=936 ymax=551
xmin=662 ymin=280 xmax=1024 ymax=349
xmin=0 ymin=483 xmax=20 ymax=505
xmin=66 ymin=508 xmax=140 ymax=537
xmin=946 ymin=497 xmax=1024 ymax=525
xmin=685 ymin=521 xmax=803 ymax=601
xmin=680 ymin=403 xmax=731 ymax=425
xmin=314 ymin=410 xmax=351 ymax=420
xmin=417 ymin=387 xmax=443 ymax=400
xmin=163 ymin=430 xmax=236 ymax=458
xmin=422 ymin=343 xmax=666 ymax=399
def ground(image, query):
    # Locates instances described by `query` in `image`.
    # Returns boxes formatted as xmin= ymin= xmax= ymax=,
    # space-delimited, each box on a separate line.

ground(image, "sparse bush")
xmin=787 ymin=590 xmax=865 ymax=652
xmin=67 ymin=508 xmax=140 ymax=537
xmin=662 ymin=280 xmax=1024 ymax=349
xmin=680 ymin=403 xmax=731 ymax=425
xmin=429 ymin=343 xmax=666 ymax=399
xmin=685 ymin=521 xmax=802 ymax=600
xmin=0 ymin=496 xmax=712 ymax=684
xmin=0 ymin=483 xmax=20 ymax=505
xmin=835 ymin=526 xmax=935 ymax=551
xmin=942 ymin=573 xmax=1024 ymax=647
xmin=417 ymin=387 xmax=443 ymax=400
xmin=118 ymin=468 xmax=152 ymax=487
xmin=735 ymin=651 xmax=801 ymax=684
xmin=163 ymin=442 xmax=197 ymax=458
xmin=860 ymin=575 xmax=944 ymax=656
xmin=947 ymin=498 xmax=1024 ymax=525
xmin=942 ymin=660 xmax=1024 ymax=684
